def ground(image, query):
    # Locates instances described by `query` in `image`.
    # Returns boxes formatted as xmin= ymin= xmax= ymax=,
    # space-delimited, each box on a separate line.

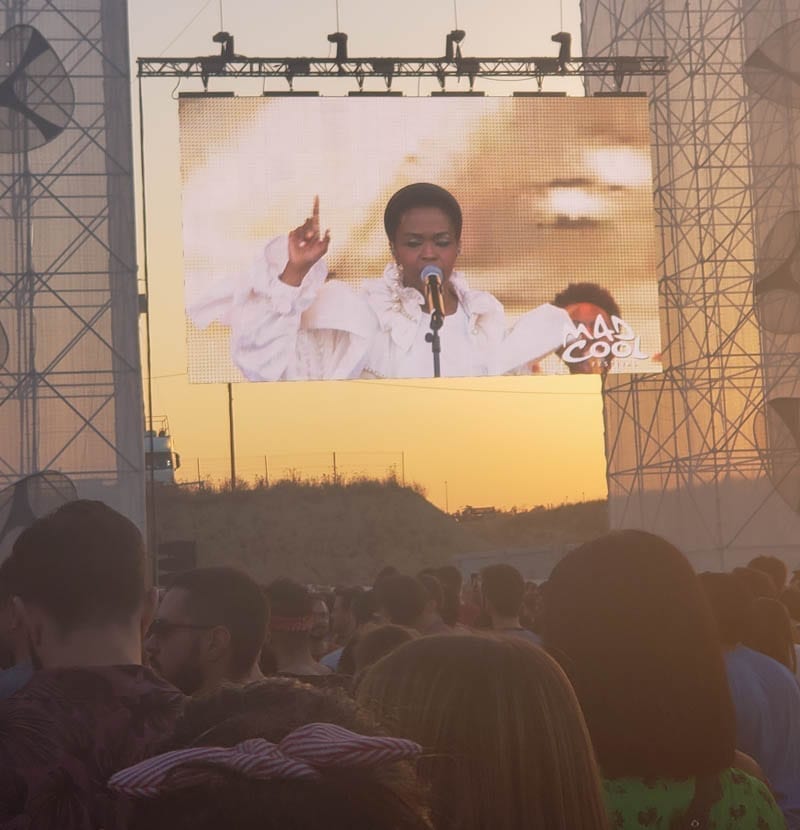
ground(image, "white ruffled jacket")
xmin=189 ymin=235 xmax=573 ymax=381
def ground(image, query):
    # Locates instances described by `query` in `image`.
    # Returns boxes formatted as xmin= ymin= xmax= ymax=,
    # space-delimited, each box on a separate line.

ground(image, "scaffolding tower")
xmin=0 ymin=1 xmax=143 ymax=529
xmin=582 ymin=0 xmax=800 ymax=567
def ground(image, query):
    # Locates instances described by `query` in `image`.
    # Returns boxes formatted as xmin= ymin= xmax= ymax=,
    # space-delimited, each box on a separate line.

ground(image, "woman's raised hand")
xmin=281 ymin=196 xmax=331 ymax=286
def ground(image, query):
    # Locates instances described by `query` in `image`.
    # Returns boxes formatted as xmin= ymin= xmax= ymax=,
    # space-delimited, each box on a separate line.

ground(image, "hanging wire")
xmin=219 ymin=0 xmax=224 ymax=29
xmin=453 ymin=0 xmax=459 ymax=29
xmin=560 ymin=0 xmax=564 ymax=31
xmin=336 ymin=0 xmax=341 ymax=31
xmin=158 ymin=0 xmax=216 ymax=57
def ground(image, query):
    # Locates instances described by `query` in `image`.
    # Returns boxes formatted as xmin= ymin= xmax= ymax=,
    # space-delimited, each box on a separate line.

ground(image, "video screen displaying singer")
xmin=181 ymin=96 xmax=662 ymax=382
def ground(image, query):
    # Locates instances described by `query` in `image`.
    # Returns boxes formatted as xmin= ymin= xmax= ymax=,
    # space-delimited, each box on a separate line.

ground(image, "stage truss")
xmin=582 ymin=0 xmax=800 ymax=566
xmin=0 ymin=2 xmax=143 ymax=528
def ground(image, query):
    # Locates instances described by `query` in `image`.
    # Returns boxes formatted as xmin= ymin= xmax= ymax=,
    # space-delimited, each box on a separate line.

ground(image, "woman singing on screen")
xmin=189 ymin=183 xmax=580 ymax=381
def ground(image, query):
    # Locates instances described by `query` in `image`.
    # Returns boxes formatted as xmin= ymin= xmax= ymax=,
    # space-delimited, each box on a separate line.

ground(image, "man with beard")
xmin=0 ymin=499 xmax=184 ymax=829
xmin=145 ymin=566 xmax=267 ymax=696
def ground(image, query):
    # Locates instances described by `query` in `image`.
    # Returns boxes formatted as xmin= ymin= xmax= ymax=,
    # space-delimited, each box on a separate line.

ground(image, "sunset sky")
xmin=128 ymin=0 xmax=616 ymax=511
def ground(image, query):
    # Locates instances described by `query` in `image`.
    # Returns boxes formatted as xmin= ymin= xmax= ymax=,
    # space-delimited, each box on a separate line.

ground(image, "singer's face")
xmin=392 ymin=207 xmax=460 ymax=289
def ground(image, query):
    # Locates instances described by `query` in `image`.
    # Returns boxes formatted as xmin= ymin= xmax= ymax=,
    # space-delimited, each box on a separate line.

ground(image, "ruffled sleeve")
xmin=188 ymin=236 xmax=375 ymax=381
xmin=494 ymin=303 xmax=574 ymax=375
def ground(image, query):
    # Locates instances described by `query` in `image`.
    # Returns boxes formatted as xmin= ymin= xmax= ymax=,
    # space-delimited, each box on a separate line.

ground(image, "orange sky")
xmin=129 ymin=0 xmax=614 ymax=512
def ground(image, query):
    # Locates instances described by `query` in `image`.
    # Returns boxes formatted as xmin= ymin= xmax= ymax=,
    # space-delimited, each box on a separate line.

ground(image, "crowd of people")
xmin=0 ymin=500 xmax=799 ymax=828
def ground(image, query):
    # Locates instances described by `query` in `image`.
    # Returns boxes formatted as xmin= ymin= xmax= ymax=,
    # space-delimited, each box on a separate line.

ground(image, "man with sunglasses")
xmin=145 ymin=566 xmax=268 ymax=696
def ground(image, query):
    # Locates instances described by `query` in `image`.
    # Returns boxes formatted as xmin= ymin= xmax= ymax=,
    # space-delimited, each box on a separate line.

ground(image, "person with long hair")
xmin=357 ymin=634 xmax=609 ymax=830
xmin=190 ymin=183 xmax=589 ymax=380
xmin=544 ymin=530 xmax=785 ymax=829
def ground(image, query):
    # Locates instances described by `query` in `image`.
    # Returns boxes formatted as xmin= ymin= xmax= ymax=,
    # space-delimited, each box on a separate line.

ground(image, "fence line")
xmin=175 ymin=451 xmax=406 ymax=488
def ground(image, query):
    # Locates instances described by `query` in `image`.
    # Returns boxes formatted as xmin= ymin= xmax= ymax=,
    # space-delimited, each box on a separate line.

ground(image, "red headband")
xmin=108 ymin=723 xmax=422 ymax=797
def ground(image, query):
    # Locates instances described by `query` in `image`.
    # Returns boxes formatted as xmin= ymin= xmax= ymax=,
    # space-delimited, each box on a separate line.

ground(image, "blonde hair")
xmin=357 ymin=634 xmax=608 ymax=830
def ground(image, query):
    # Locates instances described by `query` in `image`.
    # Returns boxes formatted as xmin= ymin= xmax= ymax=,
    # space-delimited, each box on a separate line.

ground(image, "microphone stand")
xmin=425 ymin=309 xmax=443 ymax=378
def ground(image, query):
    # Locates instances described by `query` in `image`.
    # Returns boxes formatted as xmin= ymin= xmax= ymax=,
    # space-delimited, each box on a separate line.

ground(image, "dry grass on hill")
xmin=153 ymin=480 xmax=608 ymax=585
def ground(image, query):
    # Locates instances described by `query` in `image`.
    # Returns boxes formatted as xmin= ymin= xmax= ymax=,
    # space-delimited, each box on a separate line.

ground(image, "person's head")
xmin=310 ymin=595 xmax=330 ymax=641
xmin=353 ymin=624 xmax=418 ymax=675
xmin=434 ymin=566 xmax=462 ymax=626
xmin=698 ymin=572 xmax=752 ymax=647
xmin=480 ymin=563 xmax=525 ymax=621
xmin=7 ymin=499 xmax=150 ymax=669
xmin=744 ymin=597 xmax=797 ymax=672
xmin=264 ymin=578 xmax=313 ymax=655
xmin=747 ymin=555 xmax=788 ymax=594
xmin=116 ymin=679 xmax=432 ymax=830
xmin=732 ymin=566 xmax=778 ymax=599
xmin=373 ymin=566 xmax=399 ymax=589
xmin=417 ymin=574 xmax=444 ymax=623
xmin=544 ymin=531 xmax=735 ymax=780
xmin=384 ymin=183 xmax=462 ymax=290
xmin=553 ymin=283 xmax=622 ymax=374
xmin=358 ymin=635 xmax=608 ymax=830
xmin=145 ymin=567 xmax=268 ymax=696
xmin=331 ymin=587 xmax=362 ymax=640
xmin=375 ymin=575 xmax=427 ymax=629
xmin=0 ymin=556 xmax=28 ymax=668
xmin=781 ymin=586 xmax=800 ymax=624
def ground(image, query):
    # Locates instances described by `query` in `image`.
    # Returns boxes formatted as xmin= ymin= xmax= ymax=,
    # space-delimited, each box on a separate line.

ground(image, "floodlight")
xmin=327 ymin=31 xmax=348 ymax=62
xmin=446 ymin=29 xmax=466 ymax=61
xmin=551 ymin=31 xmax=571 ymax=71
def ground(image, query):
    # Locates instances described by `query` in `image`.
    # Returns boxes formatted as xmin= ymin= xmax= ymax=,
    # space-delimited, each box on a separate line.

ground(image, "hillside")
xmin=152 ymin=481 xmax=608 ymax=584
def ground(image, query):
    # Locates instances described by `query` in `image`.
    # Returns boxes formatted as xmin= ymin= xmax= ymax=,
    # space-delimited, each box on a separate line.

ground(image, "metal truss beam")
xmin=136 ymin=54 xmax=667 ymax=90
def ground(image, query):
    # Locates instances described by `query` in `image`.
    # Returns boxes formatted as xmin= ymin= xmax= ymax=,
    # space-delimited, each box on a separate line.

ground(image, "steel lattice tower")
xmin=0 ymin=1 xmax=144 ymax=528
xmin=582 ymin=0 xmax=800 ymax=566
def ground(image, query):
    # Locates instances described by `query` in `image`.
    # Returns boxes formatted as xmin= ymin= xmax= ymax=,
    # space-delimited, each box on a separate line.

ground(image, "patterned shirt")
xmin=0 ymin=665 xmax=184 ymax=829
xmin=604 ymin=768 xmax=786 ymax=829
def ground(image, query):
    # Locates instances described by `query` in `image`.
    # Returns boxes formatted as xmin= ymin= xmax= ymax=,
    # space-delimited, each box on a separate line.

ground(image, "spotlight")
xmin=613 ymin=57 xmax=642 ymax=90
xmin=371 ymin=59 xmax=395 ymax=90
xmin=446 ymin=29 xmax=466 ymax=61
xmin=199 ymin=32 xmax=238 ymax=90
xmin=285 ymin=59 xmax=311 ymax=91
xmin=457 ymin=57 xmax=480 ymax=91
xmin=551 ymin=32 xmax=571 ymax=72
xmin=327 ymin=31 xmax=348 ymax=62
xmin=212 ymin=31 xmax=235 ymax=59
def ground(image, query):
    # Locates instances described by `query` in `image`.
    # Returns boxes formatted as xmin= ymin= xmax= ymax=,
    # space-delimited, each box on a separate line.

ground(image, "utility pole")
xmin=227 ymin=382 xmax=236 ymax=490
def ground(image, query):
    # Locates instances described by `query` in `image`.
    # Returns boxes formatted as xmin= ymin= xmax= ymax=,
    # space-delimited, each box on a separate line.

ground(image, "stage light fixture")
xmin=446 ymin=29 xmax=466 ymax=61
xmin=436 ymin=64 xmax=447 ymax=91
xmin=213 ymin=31 xmax=235 ymax=59
xmin=200 ymin=31 xmax=237 ymax=91
xmin=457 ymin=57 xmax=480 ymax=91
xmin=327 ymin=31 xmax=348 ymax=62
xmin=285 ymin=59 xmax=311 ymax=91
xmin=371 ymin=59 xmax=395 ymax=90
xmin=551 ymin=32 xmax=571 ymax=72
xmin=613 ymin=57 xmax=642 ymax=91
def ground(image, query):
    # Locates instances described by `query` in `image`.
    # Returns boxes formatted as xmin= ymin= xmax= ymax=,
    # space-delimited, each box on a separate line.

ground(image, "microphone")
xmin=421 ymin=265 xmax=445 ymax=317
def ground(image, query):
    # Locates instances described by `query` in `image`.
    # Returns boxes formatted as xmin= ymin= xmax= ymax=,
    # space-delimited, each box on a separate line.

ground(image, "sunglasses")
xmin=146 ymin=619 xmax=216 ymax=640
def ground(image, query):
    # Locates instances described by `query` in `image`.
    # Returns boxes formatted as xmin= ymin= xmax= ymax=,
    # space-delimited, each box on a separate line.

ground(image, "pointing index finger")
xmin=312 ymin=196 xmax=320 ymax=235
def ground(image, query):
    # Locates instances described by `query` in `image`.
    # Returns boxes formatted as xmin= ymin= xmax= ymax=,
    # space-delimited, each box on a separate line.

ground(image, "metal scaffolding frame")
xmin=582 ymin=0 xmax=800 ymax=566
xmin=0 ymin=1 xmax=144 ymax=528
xmin=136 ymin=53 xmax=668 ymax=91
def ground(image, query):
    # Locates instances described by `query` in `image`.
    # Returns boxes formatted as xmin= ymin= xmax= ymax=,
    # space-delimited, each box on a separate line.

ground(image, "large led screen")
xmin=180 ymin=96 xmax=661 ymax=382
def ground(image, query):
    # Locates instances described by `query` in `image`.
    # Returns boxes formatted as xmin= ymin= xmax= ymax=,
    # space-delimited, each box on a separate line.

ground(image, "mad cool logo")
xmin=562 ymin=315 xmax=648 ymax=365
